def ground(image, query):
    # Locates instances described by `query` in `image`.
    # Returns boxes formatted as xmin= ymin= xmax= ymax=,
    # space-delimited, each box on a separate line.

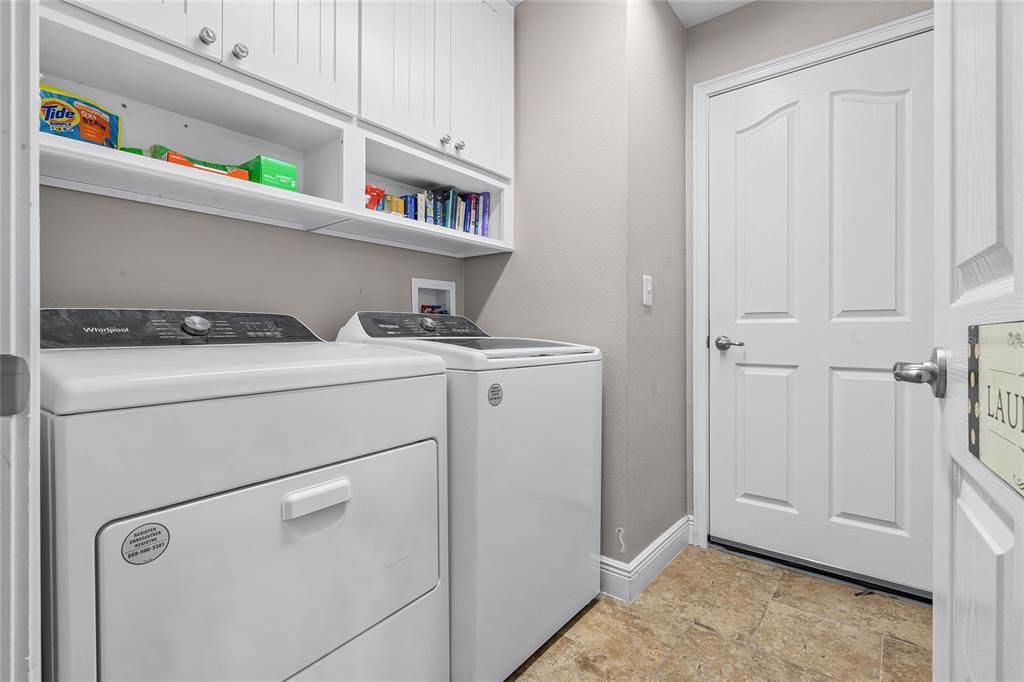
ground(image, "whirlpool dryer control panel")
xmin=41 ymin=309 xmax=321 ymax=348
xmin=356 ymin=312 xmax=487 ymax=338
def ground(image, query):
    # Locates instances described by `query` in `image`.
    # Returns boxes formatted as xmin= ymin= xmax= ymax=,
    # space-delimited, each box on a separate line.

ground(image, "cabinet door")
xmin=450 ymin=0 xmax=513 ymax=176
xmin=61 ymin=0 xmax=223 ymax=61
xmin=360 ymin=0 xmax=452 ymax=151
xmin=223 ymin=0 xmax=358 ymax=113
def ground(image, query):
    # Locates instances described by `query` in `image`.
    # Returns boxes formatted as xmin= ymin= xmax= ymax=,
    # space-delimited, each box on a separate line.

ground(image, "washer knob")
xmin=182 ymin=315 xmax=212 ymax=336
xmin=420 ymin=317 xmax=438 ymax=332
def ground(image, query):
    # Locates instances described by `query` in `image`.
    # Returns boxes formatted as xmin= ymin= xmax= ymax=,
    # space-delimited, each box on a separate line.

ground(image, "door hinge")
xmin=0 ymin=354 xmax=30 ymax=417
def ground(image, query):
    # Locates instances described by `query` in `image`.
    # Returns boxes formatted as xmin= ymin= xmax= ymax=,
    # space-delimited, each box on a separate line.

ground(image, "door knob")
xmin=0 ymin=354 xmax=30 ymax=417
xmin=454 ymin=140 xmax=466 ymax=151
xmin=198 ymin=26 xmax=217 ymax=45
xmin=714 ymin=335 xmax=745 ymax=351
xmin=232 ymin=42 xmax=250 ymax=59
xmin=892 ymin=347 xmax=948 ymax=398
xmin=440 ymin=134 xmax=452 ymax=145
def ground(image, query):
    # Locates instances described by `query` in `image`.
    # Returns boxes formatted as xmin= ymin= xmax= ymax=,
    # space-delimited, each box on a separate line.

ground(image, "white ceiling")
xmin=667 ymin=0 xmax=753 ymax=27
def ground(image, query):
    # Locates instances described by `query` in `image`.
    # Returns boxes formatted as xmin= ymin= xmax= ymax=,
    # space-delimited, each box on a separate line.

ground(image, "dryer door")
xmin=94 ymin=440 xmax=439 ymax=682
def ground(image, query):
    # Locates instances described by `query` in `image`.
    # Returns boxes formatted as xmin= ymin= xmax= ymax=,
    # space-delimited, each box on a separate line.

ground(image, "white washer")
xmin=41 ymin=309 xmax=449 ymax=682
xmin=338 ymin=312 xmax=602 ymax=682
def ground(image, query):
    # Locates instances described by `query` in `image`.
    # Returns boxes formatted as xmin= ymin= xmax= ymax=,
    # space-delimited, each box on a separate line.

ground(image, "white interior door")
xmin=933 ymin=0 xmax=1024 ymax=678
xmin=0 ymin=0 xmax=40 ymax=679
xmin=708 ymin=32 xmax=934 ymax=592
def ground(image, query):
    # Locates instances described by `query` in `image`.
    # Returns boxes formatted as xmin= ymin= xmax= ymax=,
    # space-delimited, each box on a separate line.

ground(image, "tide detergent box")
xmin=39 ymin=85 xmax=121 ymax=149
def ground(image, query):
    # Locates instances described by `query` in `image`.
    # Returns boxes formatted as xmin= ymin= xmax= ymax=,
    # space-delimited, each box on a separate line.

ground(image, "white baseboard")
xmin=599 ymin=515 xmax=693 ymax=603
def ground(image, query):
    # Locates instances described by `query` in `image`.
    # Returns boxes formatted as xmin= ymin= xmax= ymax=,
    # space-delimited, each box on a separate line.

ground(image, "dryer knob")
xmin=420 ymin=317 xmax=438 ymax=332
xmin=182 ymin=315 xmax=212 ymax=336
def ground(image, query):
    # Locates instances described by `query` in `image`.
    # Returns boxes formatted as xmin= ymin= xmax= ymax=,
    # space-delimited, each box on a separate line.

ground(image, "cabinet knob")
xmin=454 ymin=140 xmax=466 ymax=151
xmin=232 ymin=42 xmax=250 ymax=60
xmin=440 ymin=134 xmax=452 ymax=145
xmin=198 ymin=26 xmax=217 ymax=45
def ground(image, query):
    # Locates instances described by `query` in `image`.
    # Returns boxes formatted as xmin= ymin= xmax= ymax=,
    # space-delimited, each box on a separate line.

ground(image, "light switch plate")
xmin=642 ymin=274 xmax=653 ymax=306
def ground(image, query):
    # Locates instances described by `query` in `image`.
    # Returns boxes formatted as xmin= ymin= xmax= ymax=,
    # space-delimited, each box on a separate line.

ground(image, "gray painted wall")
xmin=625 ymin=0 xmax=688 ymax=560
xmin=465 ymin=0 xmax=686 ymax=562
xmin=40 ymin=188 xmax=464 ymax=339
xmin=683 ymin=0 xmax=933 ymax=512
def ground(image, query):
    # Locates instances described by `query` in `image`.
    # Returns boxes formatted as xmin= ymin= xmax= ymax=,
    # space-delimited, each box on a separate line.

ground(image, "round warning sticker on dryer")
xmin=121 ymin=523 xmax=170 ymax=565
xmin=488 ymin=383 xmax=503 ymax=406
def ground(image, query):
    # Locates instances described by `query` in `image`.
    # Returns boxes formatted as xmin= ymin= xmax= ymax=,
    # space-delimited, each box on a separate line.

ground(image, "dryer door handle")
xmin=281 ymin=477 xmax=352 ymax=520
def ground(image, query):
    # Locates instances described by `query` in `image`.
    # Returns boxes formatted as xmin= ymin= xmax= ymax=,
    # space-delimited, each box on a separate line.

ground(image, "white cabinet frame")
xmin=1 ymin=0 xmax=41 ymax=679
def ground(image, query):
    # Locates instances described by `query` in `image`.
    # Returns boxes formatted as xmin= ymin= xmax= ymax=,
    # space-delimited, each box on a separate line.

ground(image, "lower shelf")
xmin=39 ymin=135 xmax=513 ymax=259
xmin=312 ymin=210 xmax=512 ymax=259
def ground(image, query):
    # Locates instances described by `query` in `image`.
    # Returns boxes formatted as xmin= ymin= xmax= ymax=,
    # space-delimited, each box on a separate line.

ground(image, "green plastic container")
xmin=239 ymin=155 xmax=298 ymax=192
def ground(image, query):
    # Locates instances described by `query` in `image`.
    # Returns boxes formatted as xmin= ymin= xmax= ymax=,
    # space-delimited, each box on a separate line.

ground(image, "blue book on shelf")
xmin=446 ymin=190 xmax=457 ymax=229
xmin=432 ymin=187 xmax=456 ymax=229
xmin=481 ymin=192 xmax=490 ymax=237
xmin=425 ymin=191 xmax=435 ymax=224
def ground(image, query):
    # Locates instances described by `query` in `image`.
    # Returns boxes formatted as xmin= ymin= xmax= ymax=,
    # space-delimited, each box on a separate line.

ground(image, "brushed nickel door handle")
xmin=714 ymin=335 xmax=745 ymax=351
xmin=893 ymin=347 xmax=948 ymax=398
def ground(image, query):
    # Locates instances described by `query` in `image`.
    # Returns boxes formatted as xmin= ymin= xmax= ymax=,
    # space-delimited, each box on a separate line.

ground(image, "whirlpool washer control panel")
xmin=357 ymin=312 xmax=487 ymax=338
xmin=41 ymin=309 xmax=321 ymax=348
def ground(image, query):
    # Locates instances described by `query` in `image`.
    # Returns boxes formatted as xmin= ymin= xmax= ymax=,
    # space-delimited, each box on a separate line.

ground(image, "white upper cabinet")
xmin=58 ymin=0 xmax=514 ymax=177
xmin=62 ymin=0 xmax=223 ymax=61
xmin=450 ymin=0 xmax=513 ymax=177
xmin=361 ymin=0 xmax=513 ymax=177
xmin=360 ymin=0 xmax=453 ymax=154
xmin=223 ymin=0 xmax=359 ymax=114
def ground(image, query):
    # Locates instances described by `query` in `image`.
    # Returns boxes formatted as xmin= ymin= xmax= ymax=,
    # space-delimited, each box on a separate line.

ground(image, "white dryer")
xmin=338 ymin=312 xmax=602 ymax=682
xmin=41 ymin=309 xmax=450 ymax=682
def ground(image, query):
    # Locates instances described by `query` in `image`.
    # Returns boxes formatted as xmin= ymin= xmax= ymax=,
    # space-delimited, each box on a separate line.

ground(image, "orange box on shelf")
xmin=160 ymin=150 xmax=249 ymax=180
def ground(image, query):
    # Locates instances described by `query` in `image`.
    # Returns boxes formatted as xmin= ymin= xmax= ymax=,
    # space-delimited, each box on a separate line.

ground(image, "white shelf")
xmin=313 ymin=210 xmax=512 ymax=259
xmin=39 ymin=136 xmax=513 ymax=259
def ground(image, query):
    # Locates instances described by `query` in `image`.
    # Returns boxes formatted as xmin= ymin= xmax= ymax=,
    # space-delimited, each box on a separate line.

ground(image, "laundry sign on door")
xmin=969 ymin=322 xmax=1024 ymax=497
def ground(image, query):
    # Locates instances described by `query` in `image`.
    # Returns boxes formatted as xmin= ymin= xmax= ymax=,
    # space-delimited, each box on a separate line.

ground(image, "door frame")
xmin=1 ymin=0 xmax=41 ymax=679
xmin=690 ymin=9 xmax=934 ymax=548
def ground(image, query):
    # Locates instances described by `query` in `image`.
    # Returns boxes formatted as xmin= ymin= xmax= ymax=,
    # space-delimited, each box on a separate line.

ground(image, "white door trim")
xmin=690 ymin=9 xmax=934 ymax=548
xmin=1 ymin=0 xmax=41 ymax=679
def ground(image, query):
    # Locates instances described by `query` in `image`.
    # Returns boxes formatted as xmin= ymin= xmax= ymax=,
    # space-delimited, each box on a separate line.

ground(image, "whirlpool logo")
xmin=82 ymin=326 xmax=130 ymax=334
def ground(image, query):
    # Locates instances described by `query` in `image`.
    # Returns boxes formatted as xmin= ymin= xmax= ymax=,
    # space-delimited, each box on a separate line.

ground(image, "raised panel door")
xmin=709 ymin=32 xmax=934 ymax=591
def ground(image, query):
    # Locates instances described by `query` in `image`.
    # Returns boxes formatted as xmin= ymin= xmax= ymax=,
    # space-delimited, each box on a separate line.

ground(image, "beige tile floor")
xmin=509 ymin=546 xmax=932 ymax=681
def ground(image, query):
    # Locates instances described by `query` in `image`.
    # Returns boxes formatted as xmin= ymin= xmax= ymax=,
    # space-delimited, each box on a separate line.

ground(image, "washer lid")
xmin=337 ymin=312 xmax=602 ymax=370
xmin=362 ymin=337 xmax=601 ymax=370
xmin=41 ymin=342 xmax=444 ymax=415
